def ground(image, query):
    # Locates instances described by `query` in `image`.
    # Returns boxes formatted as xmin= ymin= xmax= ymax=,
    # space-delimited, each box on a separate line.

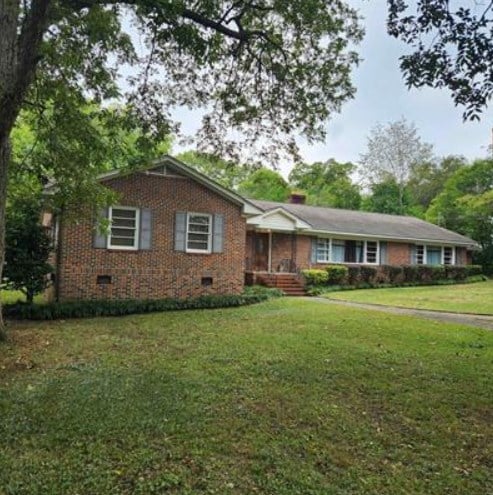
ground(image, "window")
xmin=108 ymin=207 xmax=139 ymax=250
xmin=316 ymin=238 xmax=330 ymax=263
xmin=186 ymin=213 xmax=212 ymax=253
xmin=443 ymin=247 xmax=454 ymax=265
xmin=366 ymin=241 xmax=378 ymax=264
xmin=316 ymin=238 xmax=379 ymax=264
xmin=414 ymin=245 xmax=456 ymax=265
xmin=426 ymin=246 xmax=442 ymax=265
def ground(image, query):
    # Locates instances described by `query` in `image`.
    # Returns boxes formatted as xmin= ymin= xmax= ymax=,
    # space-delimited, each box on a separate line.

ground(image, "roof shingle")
xmin=250 ymin=199 xmax=476 ymax=246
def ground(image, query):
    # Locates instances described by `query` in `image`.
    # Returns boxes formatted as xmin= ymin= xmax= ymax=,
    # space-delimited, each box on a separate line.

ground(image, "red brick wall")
xmin=387 ymin=242 xmax=411 ymax=265
xmin=57 ymin=173 xmax=246 ymax=301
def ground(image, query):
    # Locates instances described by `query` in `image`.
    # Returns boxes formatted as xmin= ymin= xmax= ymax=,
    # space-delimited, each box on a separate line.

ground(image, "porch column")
xmin=268 ymin=231 xmax=272 ymax=273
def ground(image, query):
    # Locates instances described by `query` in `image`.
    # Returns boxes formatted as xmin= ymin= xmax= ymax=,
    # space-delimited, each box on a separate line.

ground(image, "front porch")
xmin=244 ymin=229 xmax=309 ymax=295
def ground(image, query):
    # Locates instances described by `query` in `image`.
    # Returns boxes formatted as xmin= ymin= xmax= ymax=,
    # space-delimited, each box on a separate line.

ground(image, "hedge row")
xmin=3 ymin=291 xmax=280 ymax=321
xmin=302 ymin=264 xmax=483 ymax=287
xmin=307 ymin=275 xmax=487 ymax=295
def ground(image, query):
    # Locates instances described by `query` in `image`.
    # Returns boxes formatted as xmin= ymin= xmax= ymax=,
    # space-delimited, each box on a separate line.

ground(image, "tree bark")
xmin=0 ymin=0 xmax=51 ymax=339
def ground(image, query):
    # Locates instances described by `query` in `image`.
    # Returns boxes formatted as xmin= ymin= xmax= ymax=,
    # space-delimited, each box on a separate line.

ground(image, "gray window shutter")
xmin=93 ymin=207 xmax=109 ymax=249
xmin=379 ymin=241 xmax=388 ymax=265
xmin=139 ymin=208 xmax=152 ymax=250
xmin=212 ymin=214 xmax=224 ymax=253
xmin=410 ymin=244 xmax=416 ymax=265
xmin=311 ymin=238 xmax=318 ymax=263
xmin=174 ymin=212 xmax=187 ymax=251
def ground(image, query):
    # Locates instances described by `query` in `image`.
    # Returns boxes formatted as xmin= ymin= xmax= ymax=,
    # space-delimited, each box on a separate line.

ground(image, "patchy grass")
xmin=1 ymin=298 xmax=492 ymax=494
xmin=324 ymin=280 xmax=493 ymax=314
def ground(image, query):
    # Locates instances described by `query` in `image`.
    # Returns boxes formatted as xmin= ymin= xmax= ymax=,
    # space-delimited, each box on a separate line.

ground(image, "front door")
xmin=253 ymin=233 xmax=269 ymax=271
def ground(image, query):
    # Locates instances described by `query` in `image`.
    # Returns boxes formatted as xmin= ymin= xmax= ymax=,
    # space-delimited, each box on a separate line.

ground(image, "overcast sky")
xmin=292 ymin=0 xmax=492 ymax=176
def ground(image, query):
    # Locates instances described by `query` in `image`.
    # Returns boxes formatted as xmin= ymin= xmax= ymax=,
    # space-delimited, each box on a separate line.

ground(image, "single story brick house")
xmin=47 ymin=156 xmax=477 ymax=301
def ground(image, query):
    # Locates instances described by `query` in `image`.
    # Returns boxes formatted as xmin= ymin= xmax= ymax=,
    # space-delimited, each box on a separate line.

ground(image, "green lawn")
xmin=1 ymin=298 xmax=492 ymax=494
xmin=324 ymin=280 xmax=493 ymax=314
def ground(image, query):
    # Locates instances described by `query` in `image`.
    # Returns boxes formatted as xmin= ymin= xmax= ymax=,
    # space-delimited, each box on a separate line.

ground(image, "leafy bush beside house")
xmin=302 ymin=264 xmax=483 ymax=291
xmin=3 ymin=199 xmax=53 ymax=303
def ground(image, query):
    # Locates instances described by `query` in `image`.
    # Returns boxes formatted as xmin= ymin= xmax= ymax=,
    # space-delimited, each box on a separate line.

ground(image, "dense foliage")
xmin=3 ymin=292 xmax=281 ymax=320
xmin=3 ymin=199 xmax=53 ymax=303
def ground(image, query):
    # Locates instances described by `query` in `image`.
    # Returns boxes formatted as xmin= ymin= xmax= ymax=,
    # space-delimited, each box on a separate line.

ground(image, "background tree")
xmin=359 ymin=118 xmax=434 ymax=211
xmin=407 ymin=155 xmax=468 ymax=212
xmin=238 ymin=168 xmax=290 ymax=202
xmin=4 ymin=198 xmax=53 ymax=304
xmin=0 ymin=0 xmax=364 ymax=338
xmin=289 ymin=159 xmax=361 ymax=209
xmin=361 ymin=178 xmax=415 ymax=215
xmin=427 ymin=159 xmax=493 ymax=271
xmin=178 ymin=151 xmax=250 ymax=190
xmin=387 ymin=1 xmax=493 ymax=120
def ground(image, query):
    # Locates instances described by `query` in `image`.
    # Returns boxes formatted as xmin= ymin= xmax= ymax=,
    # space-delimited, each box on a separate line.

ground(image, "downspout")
xmin=268 ymin=230 xmax=272 ymax=273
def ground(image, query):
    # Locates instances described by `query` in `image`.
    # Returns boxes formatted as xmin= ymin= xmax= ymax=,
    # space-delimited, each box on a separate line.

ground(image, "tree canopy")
xmin=289 ymin=159 xmax=361 ymax=209
xmin=387 ymin=1 xmax=493 ymax=120
xmin=359 ymin=118 xmax=434 ymax=211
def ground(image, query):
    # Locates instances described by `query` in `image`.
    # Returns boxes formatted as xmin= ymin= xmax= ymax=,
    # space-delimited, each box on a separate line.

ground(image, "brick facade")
xmin=245 ymin=234 xmax=471 ymax=275
xmin=56 ymin=173 xmax=246 ymax=301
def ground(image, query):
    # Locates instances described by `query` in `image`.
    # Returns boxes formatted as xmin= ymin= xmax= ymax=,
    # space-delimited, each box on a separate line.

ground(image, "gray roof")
xmin=250 ymin=199 xmax=477 ymax=247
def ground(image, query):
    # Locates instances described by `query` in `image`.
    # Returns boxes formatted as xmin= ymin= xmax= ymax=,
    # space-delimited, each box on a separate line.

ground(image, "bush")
xmin=465 ymin=265 xmax=483 ymax=277
xmin=403 ymin=265 xmax=420 ymax=283
xmin=445 ymin=266 xmax=468 ymax=281
xmin=347 ymin=266 xmax=361 ymax=285
xmin=360 ymin=266 xmax=378 ymax=284
xmin=325 ymin=265 xmax=348 ymax=285
xmin=243 ymin=285 xmax=284 ymax=298
xmin=3 ymin=293 xmax=274 ymax=321
xmin=301 ymin=269 xmax=328 ymax=286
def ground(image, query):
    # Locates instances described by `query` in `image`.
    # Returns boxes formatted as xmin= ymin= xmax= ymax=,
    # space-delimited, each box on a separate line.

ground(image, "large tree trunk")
xmin=0 ymin=0 xmax=52 ymax=339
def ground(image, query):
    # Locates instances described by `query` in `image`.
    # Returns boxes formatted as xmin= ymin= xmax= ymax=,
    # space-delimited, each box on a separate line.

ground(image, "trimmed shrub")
xmin=243 ymin=285 xmax=284 ymax=298
xmin=3 ymin=293 xmax=276 ymax=321
xmin=301 ymin=269 xmax=329 ymax=286
xmin=360 ymin=266 xmax=378 ymax=284
xmin=465 ymin=265 xmax=483 ymax=277
xmin=445 ymin=266 xmax=468 ymax=281
xmin=403 ymin=265 xmax=420 ymax=283
xmin=325 ymin=265 xmax=348 ymax=285
xmin=347 ymin=266 xmax=362 ymax=285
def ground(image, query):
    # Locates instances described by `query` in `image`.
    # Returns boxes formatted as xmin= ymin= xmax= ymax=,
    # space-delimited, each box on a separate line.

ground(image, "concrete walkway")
xmin=310 ymin=297 xmax=493 ymax=331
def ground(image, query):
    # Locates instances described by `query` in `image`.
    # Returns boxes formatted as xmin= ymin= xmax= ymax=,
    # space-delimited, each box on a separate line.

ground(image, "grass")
xmin=1 ymin=298 xmax=492 ymax=494
xmin=324 ymin=279 xmax=493 ymax=315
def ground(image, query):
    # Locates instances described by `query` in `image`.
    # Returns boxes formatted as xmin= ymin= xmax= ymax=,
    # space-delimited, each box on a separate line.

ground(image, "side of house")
xmin=53 ymin=161 xmax=255 ymax=301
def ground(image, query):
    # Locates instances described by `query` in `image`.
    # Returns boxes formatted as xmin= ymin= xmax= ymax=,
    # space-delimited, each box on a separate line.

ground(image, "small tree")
xmin=4 ymin=200 xmax=53 ymax=304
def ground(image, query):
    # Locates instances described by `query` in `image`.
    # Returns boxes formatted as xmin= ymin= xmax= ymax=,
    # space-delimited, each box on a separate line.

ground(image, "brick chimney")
xmin=289 ymin=192 xmax=306 ymax=204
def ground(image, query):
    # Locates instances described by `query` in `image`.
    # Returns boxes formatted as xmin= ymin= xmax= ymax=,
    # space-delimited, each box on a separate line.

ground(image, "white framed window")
xmin=108 ymin=206 xmax=140 ymax=250
xmin=365 ymin=241 xmax=378 ymax=264
xmin=443 ymin=246 xmax=454 ymax=265
xmin=414 ymin=244 xmax=456 ymax=265
xmin=316 ymin=238 xmax=379 ymax=265
xmin=416 ymin=245 xmax=425 ymax=265
xmin=316 ymin=238 xmax=331 ymax=263
xmin=186 ymin=213 xmax=212 ymax=253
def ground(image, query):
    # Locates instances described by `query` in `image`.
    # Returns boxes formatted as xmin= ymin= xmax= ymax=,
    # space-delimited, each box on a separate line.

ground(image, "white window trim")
xmin=108 ymin=206 xmax=140 ymax=251
xmin=186 ymin=212 xmax=212 ymax=254
xmin=316 ymin=238 xmax=380 ymax=265
xmin=415 ymin=244 xmax=456 ymax=265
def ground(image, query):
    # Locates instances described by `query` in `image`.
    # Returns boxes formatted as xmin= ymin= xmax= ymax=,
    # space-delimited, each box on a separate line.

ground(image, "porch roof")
xmin=249 ymin=200 xmax=478 ymax=248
